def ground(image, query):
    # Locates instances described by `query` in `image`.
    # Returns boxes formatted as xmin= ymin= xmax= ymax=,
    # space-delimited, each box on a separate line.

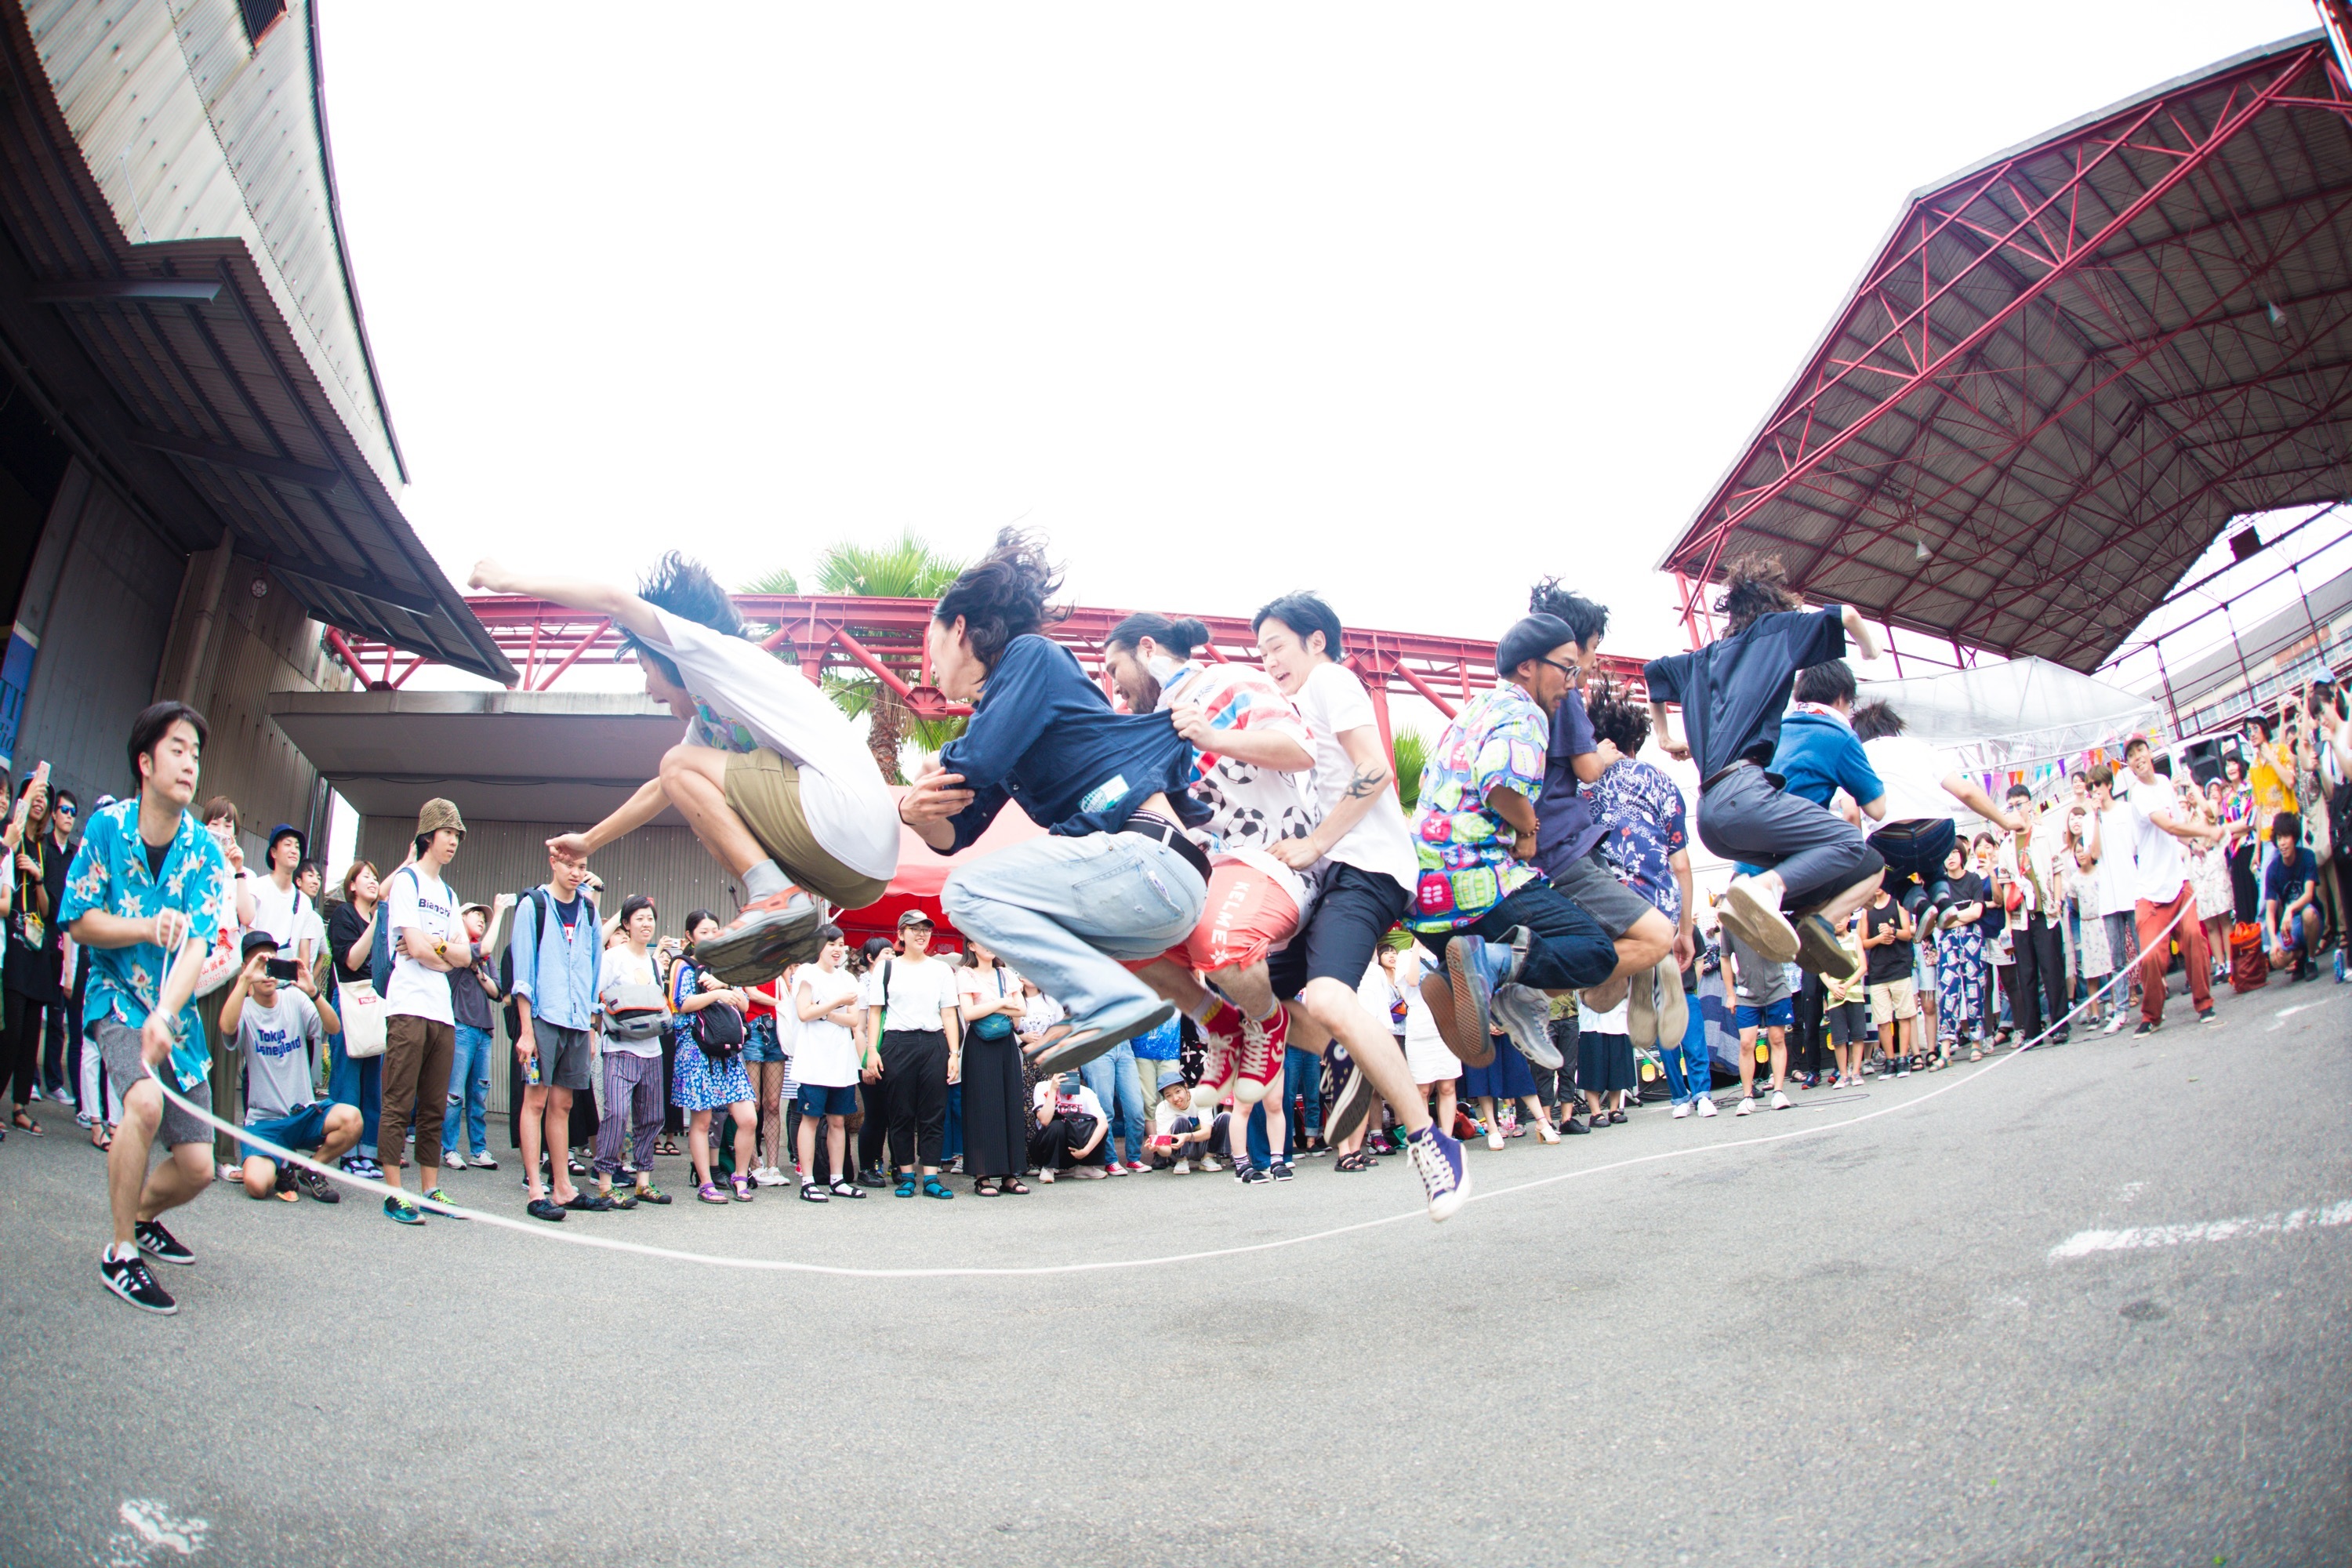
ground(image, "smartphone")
xmin=9 ymin=760 xmax=46 ymax=828
xmin=264 ymin=956 xmax=299 ymax=982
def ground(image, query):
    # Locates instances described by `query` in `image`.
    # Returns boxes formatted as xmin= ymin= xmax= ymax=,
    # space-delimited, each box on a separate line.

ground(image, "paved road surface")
xmin=3 ymin=978 xmax=2346 ymax=1566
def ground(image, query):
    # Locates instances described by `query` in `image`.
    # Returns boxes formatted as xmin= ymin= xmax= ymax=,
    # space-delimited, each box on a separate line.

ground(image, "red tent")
xmin=833 ymin=790 xmax=1046 ymax=953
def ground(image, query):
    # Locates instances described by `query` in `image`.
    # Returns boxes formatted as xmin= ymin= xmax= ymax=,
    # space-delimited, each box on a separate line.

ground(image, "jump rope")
xmin=123 ymin=903 xmax=2201 ymax=1280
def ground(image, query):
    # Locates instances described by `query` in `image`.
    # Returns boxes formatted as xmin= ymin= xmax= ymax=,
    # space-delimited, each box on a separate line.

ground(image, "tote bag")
xmin=339 ymin=978 xmax=390 ymax=1058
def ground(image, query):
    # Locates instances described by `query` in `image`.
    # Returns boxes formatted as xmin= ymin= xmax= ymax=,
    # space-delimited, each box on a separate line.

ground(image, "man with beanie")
xmin=377 ymin=798 xmax=472 ymax=1226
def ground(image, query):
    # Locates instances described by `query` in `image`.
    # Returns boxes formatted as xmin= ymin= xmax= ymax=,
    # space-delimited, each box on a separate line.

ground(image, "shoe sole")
xmin=1031 ymin=1000 xmax=1177 ymax=1074
xmin=100 ymin=1272 xmax=176 ymax=1314
xmin=695 ymin=901 xmax=826 ymax=986
xmin=1497 ymin=991 xmax=1564 ymax=1069
xmin=1441 ymin=943 xmax=1497 ymax=1068
xmin=1427 ymin=1161 xmax=1472 ymax=1223
xmin=1791 ymin=916 xmax=1859 ymax=982
xmin=1322 ymin=1059 xmax=1373 ymax=1143
xmin=136 ymin=1243 xmax=194 ymax=1268
xmin=1721 ymin=880 xmax=1798 ymax=964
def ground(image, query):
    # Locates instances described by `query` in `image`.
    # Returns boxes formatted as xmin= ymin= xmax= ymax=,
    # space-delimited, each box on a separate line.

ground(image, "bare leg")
xmin=796 ymin=1105 xmax=818 ymax=1182
xmin=826 ymin=1116 xmax=848 ymax=1179
xmin=689 ymin=1109 xmax=713 ymax=1186
xmin=241 ymin=1156 xmax=278 ymax=1199
xmin=731 ymin=1102 xmax=757 ymax=1177
xmin=545 ymin=1087 xmax=576 ymax=1203
xmin=1432 ymin=1079 xmax=1457 ymax=1134
xmin=521 ymin=1083 xmax=550 ymax=1200
xmin=1604 ymin=909 xmax=1676 ymax=984
xmin=1766 ymin=1026 xmax=1788 ymax=1091
xmin=1737 ymin=1029 xmax=1758 ymax=1098
xmin=659 ymin=743 xmax=764 ymax=880
xmin=1298 ymin=976 xmax=1432 ymax=1136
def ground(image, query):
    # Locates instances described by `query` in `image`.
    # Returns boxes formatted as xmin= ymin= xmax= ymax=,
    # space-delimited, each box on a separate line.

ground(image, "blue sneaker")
xmin=382 ymin=1195 xmax=426 ymax=1226
xmin=1440 ymin=938 xmax=1514 ymax=1067
xmin=1493 ymin=983 xmax=1559 ymax=1069
xmin=1406 ymin=1125 xmax=1472 ymax=1222
xmin=2336 ymin=948 xmax=2348 ymax=984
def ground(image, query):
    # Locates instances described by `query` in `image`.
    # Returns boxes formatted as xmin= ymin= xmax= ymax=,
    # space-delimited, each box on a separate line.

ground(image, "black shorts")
xmin=1266 ymin=863 xmax=1413 ymax=999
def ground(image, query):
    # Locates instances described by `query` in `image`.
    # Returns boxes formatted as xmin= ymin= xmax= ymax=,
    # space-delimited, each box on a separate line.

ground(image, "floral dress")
xmin=669 ymin=956 xmax=753 ymax=1112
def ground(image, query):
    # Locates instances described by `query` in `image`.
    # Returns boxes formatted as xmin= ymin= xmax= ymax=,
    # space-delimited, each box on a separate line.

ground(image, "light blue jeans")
xmin=442 ymin=1023 xmax=494 ymax=1160
xmin=1668 ymin=996 xmax=1712 ymax=1106
xmin=942 ymin=831 xmax=1207 ymax=1028
xmin=1080 ymin=1040 xmax=1147 ymax=1164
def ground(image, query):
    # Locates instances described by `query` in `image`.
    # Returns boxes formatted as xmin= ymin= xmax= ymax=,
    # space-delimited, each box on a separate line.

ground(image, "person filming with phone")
xmin=220 ymin=931 xmax=354 ymax=1202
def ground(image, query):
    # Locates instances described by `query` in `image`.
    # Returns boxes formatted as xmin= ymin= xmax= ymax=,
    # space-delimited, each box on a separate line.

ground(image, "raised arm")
xmin=467 ymin=560 xmax=664 ymax=644
xmin=1649 ymin=702 xmax=1689 ymax=761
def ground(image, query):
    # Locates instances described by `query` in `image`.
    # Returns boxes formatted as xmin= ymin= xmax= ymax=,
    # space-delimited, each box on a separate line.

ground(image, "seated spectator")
xmin=220 ymin=932 xmax=355 ymax=1202
xmin=1149 ymin=1069 xmax=1224 ymax=1173
xmin=1029 ymin=1069 xmax=1109 ymax=1181
xmin=2264 ymin=811 xmax=2323 ymax=980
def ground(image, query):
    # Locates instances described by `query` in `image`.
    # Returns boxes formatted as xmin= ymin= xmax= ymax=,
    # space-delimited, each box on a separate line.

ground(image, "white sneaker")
xmin=1734 ymin=1097 xmax=1754 ymax=1116
xmin=1697 ymin=1097 xmax=1718 ymax=1119
xmin=1037 ymin=1169 xmax=1056 ymax=1183
xmin=2103 ymin=1013 xmax=2127 ymax=1036
xmin=1671 ymin=1102 xmax=1690 ymax=1120
xmin=470 ymin=1150 xmax=499 ymax=1170
xmin=1197 ymin=1154 xmax=1224 ymax=1172
xmin=1171 ymin=1158 xmax=1192 ymax=1174
xmin=1771 ymin=1090 xmax=1791 ymax=1110
xmin=445 ymin=1151 xmax=467 ymax=1170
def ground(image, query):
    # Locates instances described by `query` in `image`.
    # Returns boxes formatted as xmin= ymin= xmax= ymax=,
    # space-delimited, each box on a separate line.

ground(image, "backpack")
xmin=681 ymin=956 xmax=746 ymax=1057
xmin=497 ymin=887 xmax=594 ymax=1037
xmin=369 ymin=866 xmax=420 ymax=994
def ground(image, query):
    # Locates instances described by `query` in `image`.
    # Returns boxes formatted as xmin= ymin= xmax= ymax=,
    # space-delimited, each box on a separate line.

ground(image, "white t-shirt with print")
xmin=652 ymin=606 xmax=900 ymax=884
xmin=1153 ymin=1095 xmax=1207 ymax=1138
xmin=860 ymin=953 xmax=960 ymax=1035
xmin=2128 ymin=775 xmax=2189 ymax=903
xmin=385 ymin=865 xmax=459 ymax=1024
xmin=1290 ymin=662 xmax=1419 ymax=890
xmin=2094 ymin=802 xmax=2140 ymax=917
xmin=1033 ymin=1080 xmax=1107 ymax=1127
xmin=792 ymin=965 xmax=863 ymax=1087
xmin=1157 ymin=661 xmax=1321 ymax=862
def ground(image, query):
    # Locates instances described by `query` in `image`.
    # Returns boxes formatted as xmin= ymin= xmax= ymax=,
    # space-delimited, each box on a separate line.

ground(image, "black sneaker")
xmin=135 ymin=1219 xmax=194 ymax=1266
xmin=296 ymin=1167 xmax=341 ymax=1203
xmin=526 ymin=1197 xmax=567 ymax=1223
xmin=1269 ymin=1160 xmax=1295 ymax=1182
xmin=2197 ymin=1005 xmax=2220 ymax=1025
xmin=2131 ymin=1020 xmax=2157 ymax=1040
xmin=274 ymin=1160 xmax=299 ymax=1198
xmin=856 ymin=1167 xmax=889 ymax=1189
xmin=100 ymin=1250 xmax=176 ymax=1314
xmin=1238 ymin=1166 xmax=1275 ymax=1185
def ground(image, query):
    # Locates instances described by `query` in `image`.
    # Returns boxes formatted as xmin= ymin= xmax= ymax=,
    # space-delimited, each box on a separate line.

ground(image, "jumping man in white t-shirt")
xmin=470 ymin=554 xmax=900 ymax=986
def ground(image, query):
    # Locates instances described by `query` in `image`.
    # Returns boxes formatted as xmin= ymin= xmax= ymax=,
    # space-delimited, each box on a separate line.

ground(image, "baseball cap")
xmin=1156 ymin=1068 xmax=1184 ymax=1091
xmin=897 ymin=909 xmax=935 ymax=930
xmin=240 ymin=930 xmax=281 ymax=960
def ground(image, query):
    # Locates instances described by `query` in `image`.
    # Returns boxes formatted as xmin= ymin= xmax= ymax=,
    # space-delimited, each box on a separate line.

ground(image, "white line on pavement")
xmin=2049 ymin=1200 xmax=2352 ymax=1261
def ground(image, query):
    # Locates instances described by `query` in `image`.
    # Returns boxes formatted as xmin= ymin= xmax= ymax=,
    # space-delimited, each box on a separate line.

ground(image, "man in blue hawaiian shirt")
xmin=61 ymin=701 xmax=227 ymax=1316
xmin=1408 ymin=615 xmax=1617 ymax=1065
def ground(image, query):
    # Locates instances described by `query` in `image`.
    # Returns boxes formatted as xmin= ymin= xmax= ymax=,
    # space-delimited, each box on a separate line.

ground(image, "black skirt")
xmin=1577 ymin=1029 xmax=1637 ymax=1095
xmin=960 ymin=1033 xmax=1029 ymax=1179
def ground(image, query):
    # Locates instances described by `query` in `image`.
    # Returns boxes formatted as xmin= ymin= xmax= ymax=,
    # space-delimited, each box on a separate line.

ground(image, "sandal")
xmin=800 ymin=1181 xmax=829 ymax=1203
xmin=1000 ymin=1178 xmax=1029 ymax=1195
xmin=92 ymin=1127 xmax=112 ymax=1152
xmin=695 ymin=1181 xmax=728 ymax=1204
xmin=923 ymin=1175 xmax=954 ymax=1200
xmin=657 ymin=1138 xmax=681 ymax=1157
xmin=893 ymin=1177 xmax=918 ymax=1199
xmin=1969 ymin=1047 xmax=1983 ymax=1062
xmin=973 ymin=1179 xmax=1000 ymax=1196
xmin=1334 ymin=1149 xmax=1375 ymax=1172
xmin=829 ymin=1178 xmax=866 ymax=1199
xmin=12 ymin=1111 xmax=42 ymax=1136
xmin=730 ymin=1174 xmax=754 ymax=1202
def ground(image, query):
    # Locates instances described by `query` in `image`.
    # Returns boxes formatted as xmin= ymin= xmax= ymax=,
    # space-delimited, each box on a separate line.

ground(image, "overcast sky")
xmin=319 ymin=1 xmax=2319 ymax=671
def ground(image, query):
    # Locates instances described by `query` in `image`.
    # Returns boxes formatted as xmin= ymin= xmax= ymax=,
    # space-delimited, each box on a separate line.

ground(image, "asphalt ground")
xmin=2 ymin=974 xmax=2346 ymax=1568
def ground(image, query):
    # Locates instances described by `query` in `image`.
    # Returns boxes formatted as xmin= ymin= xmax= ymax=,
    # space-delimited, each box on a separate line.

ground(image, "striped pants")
xmin=596 ymin=1051 xmax=665 ymax=1177
xmin=1938 ymin=924 xmax=1985 ymax=1047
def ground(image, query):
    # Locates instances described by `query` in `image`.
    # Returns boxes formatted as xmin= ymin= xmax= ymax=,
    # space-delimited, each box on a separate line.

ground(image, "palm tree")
xmin=1390 ymin=727 xmax=1428 ymax=813
xmin=745 ymin=534 xmax=966 ymax=783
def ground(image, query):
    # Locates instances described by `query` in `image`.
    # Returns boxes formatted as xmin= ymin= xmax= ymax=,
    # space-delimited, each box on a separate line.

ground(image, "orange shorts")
xmin=1130 ymin=855 xmax=1302 ymax=976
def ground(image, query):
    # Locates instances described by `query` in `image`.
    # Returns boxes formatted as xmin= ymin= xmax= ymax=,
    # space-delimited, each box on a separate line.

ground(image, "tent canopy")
xmin=836 ymin=794 xmax=1047 ymax=950
xmin=1858 ymin=656 xmax=2163 ymax=775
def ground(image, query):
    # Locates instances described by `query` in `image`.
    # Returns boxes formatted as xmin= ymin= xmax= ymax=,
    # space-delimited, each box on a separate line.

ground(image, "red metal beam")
xmin=535 ymin=617 xmax=612 ymax=692
xmin=324 ymin=626 xmax=373 ymax=691
xmin=1672 ymin=45 xmax=2322 ymax=593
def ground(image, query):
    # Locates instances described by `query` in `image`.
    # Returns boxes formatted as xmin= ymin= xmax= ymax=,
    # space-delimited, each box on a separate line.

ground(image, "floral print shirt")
xmin=1586 ymin=757 xmax=1690 ymax=924
xmin=56 ymin=799 xmax=227 ymax=1090
xmin=1408 ymin=683 xmax=1551 ymax=931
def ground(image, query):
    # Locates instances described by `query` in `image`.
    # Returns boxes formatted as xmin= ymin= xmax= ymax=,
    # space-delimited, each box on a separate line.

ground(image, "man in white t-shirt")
xmin=469 ymin=554 xmax=899 ymax=987
xmin=1029 ymin=1069 xmax=1109 ymax=1179
xmin=1250 ymin=593 xmax=1448 ymax=1171
xmin=1849 ymin=701 xmax=2024 ymax=930
xmin=246 ymin=825 xmax=314 ymax=953
xmin=791 ymin=927 xmax=866 ymax=1200
xmin=377 ymin=797 xmax=475 ymax=1225
xmin=2122 ymin=737 xmax=2223 ymax=1036
xmin=858 ymin=912 xmax=963 ymax=1197
xmin=2077 ymin=763 xmax=2142 ymax=1030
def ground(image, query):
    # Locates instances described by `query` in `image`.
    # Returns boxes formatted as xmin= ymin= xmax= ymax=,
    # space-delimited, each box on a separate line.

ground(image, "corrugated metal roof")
xmin=1660 ymin=31 xmax=2352 ymax=672
xmin=0 ymin=0 xmax=507 ymax=680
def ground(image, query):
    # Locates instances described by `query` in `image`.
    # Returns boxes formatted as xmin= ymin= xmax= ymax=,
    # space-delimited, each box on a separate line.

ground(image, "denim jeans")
xmin=328 ymin=1029 xmax=383 ymax=1157
xmin=1080 ymin=1040 xmax=1147 ymax=1163
xmin=1668 ymin=995 xmax=1712 ymax=1105
xmin=942 ymin=831 xmax=1207 ymax=1026
xmin=1282 ymin=1044 xmax=1322 ymax=1139
xmin=2102 ymin=910 xmax=2140 ymax=1007
xmin=442 ymin=1023 xmax=494 ymax=1159
xmin=942 ymin=1083 xmax=964 ymax=1163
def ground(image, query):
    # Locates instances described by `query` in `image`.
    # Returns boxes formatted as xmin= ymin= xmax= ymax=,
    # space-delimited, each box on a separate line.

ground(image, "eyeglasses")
xmin=1535 ymin=656 xmax=1580 ymax=681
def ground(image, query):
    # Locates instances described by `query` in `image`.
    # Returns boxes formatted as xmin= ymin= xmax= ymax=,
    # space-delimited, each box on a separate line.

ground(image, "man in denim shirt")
xmin=510 ymin=846 xmax=606 ymax=1222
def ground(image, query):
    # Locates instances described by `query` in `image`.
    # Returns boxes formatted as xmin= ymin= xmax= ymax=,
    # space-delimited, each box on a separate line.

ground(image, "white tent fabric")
xmin=1857 ymin=657 xmax=2163 ymax=775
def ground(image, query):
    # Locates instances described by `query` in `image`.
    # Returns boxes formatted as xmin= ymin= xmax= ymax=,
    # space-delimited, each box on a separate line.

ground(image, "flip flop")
xmin=1029 ymin=997 xmax=1178 ymax=1074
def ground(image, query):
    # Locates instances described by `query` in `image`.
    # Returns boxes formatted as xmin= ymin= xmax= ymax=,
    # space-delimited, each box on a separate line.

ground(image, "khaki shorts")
xmin=1868 ymin=978 xmax=1918 ymax=1027
xmin=722 ymin=747 xmax=892 ymax=910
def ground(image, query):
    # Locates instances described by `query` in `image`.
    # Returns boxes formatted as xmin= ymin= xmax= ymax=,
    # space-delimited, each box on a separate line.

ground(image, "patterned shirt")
xmin=1408 ymin=683 xmax=1551 ymax=931
xmin=1586 ymin=757 xmax=1690 ymax=924
xmin=56 ymin=799 xmax=228 ymax=1091
xmin=1158 ymin=662 xmax=1320 ymax=856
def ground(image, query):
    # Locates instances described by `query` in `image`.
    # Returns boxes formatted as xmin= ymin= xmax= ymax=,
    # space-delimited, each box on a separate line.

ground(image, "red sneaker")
xmin=1193 ymin=1008 xmax=1242 ymax=1100
xmin=1232 ymin=1005 xmax=1289 ymax=1105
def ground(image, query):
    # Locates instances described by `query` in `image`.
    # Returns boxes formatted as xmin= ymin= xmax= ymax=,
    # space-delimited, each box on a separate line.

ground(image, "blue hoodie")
xmin=1769 ymin=709 xmax=1882 ymax=810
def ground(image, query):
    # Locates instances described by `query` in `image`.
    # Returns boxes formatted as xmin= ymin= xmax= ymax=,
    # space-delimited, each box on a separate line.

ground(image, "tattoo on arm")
xmin=1343 ymin=765 xmax=1389 ymax=801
